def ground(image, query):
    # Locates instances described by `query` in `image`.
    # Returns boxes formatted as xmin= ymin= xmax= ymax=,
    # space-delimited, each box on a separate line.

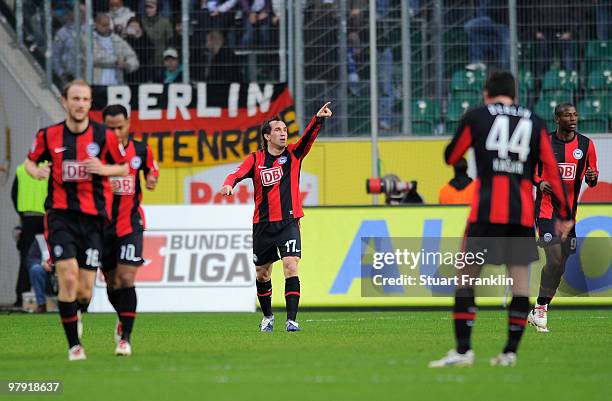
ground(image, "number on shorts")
xmin=120 ymin=244 xmax=136 ymax=261
xmin=285 ymin=239 xmax=300 ymax=253
xmin=85 ymin=248 xmax=100 ymax=267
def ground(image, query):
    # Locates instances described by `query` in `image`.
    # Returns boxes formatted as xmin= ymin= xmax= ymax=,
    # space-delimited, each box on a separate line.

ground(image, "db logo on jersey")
xmin=110 ymin=176 xmax=136 ymax=195
xmin=558 ymin=163 xmax=576 ymax=180
xmin=62 ymin=160 xmax=91 ymax=182
xmin=260 ymin=166 xmax=283 ymax=186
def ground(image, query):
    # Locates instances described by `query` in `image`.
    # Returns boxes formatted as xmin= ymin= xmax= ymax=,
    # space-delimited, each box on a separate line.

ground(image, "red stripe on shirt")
xmin=490 ymin=175 xmax=509 ymax=224
xmin=520 ymin=178 xmax=534 ymax=227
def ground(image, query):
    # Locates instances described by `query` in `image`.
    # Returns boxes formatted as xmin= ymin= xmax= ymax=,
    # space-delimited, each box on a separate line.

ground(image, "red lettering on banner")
xmin=558 ymin=163 xmax=576 ymax=180
xmin=191 ymin=182 xmax=213 ymax=203
xmin=136 ymin=235 xmax=167 ymax=282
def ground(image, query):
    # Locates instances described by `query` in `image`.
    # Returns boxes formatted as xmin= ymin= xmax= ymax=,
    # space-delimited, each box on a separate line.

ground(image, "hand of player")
xmin=316 ymin=102 xmax=332 ymax=118
xmin=84 ymin=157 xmax=104 ymax=174
xmin=220 ymin=184 xmax=233 ymax=196
xmin=585 ymin=167 xmax=597 ymax=182
xmin=539 ymin=180 xmax=552 ymax=194
xmin=555 ymin=219 xmax=574 ymax=240
xmin=34 ymin=164 xmax=51 ymax=180
xmin=42 ymin=260 xmax=52 ymax=273
xmin=146 ymin=173 xmax=158 ymax=190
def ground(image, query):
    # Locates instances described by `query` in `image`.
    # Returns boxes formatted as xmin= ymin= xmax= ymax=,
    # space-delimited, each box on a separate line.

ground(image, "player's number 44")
xmin=485 ymin=115 xmax=533 ymax=162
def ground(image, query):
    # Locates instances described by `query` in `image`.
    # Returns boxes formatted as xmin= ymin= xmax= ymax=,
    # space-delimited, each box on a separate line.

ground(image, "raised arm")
xmin=291 ymin=102 xmax=332 ymax=160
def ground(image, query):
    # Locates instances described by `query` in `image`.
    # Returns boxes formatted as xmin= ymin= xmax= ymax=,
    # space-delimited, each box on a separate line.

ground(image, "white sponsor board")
xmin=184 ymin=162 xmax=319 ymax=205
xmin=90 ymin=205 xmax=255 ymax=312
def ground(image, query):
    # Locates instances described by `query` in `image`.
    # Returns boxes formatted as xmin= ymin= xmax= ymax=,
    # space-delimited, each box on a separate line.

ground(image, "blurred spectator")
xmin=377 ymin=0 xmax=394 ymax=131
xmin=124 ymin=17 xmax=156 ymax=83
xmin=27 ymin=235 xmax=56 ymax=314
xmin=595 ymin=0 xmax=612 ymax=41
xmin=157 ymin=48 xmax=184 ymax=83
xmin=89 ymin=13 xmax=140 ymax=85
xmin=270 ymin=0 xmax=283 ymax=26
xmin=142 ymin=0 xmax=174 ymax=66
xmin=199 ymin=30 xmax=242 ymax=82
xmin=464 ymin=0 xmax=509 ymax=71
xmin=108 ymin=0 xmax=136 ymax=35
xmin=192 ymin=0 xmax=238 ymax=38
xmin=239 ymin=0 xmax=272 ymax=48
xmin=347 ymin=31 xmax=365 ymax=96
xmin=526 ymin=1 xmax=581 ymax=78
xmin=53 ymin=4 xmax=86 ymax=85
xmin=134 ymin=0 xmax=177 ymax=18
xmin=438 ymin=158 xmax=475 ymax=205
xmin=11 ymin=162 xmax=46 ymax=308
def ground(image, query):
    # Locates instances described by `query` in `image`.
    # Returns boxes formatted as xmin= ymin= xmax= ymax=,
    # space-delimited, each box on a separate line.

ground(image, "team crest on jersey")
xmin=86 ymin=142 xmax=100 ymax=157
xmin=130 ymin=156 xmax=142 ymax=169
xmin=278 ymin=156 xmax=287 ymax=165
xmin=573 ymin=148 xmax=583 ymax=160
xmin=54 ymin=245 xmax=63 ymax=257
xmin=543 ymin=233 xmax=553 ymax=242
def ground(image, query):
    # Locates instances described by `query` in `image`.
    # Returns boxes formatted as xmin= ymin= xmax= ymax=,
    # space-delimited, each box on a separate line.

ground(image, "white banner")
xmin=90 ymin=205 xmax=255 ymax=312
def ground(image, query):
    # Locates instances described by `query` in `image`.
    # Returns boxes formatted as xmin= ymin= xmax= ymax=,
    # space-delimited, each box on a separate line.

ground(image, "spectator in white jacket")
xmin=86 ymin=13 xmax=140 ymax=85
xmin=108 ymin=0 xmax=136 ymax=35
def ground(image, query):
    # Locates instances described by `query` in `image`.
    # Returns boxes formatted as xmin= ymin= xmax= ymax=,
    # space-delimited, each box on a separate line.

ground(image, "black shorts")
xmin=45 ymin=210 xmax=104 ymax=270
xmin=252 ymin=219 xmax=301 ymax=266
xmin=101 ymin=229 xmax=145 ymax=272
xmin=536 ymin=218 xmax=577 ymax=255
xmin=463 ymin=222 xmax=539 ymax=266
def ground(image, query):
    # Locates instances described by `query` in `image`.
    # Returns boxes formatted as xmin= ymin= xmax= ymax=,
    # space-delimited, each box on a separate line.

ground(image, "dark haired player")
xmin=25 ymin=80 xmax=128 ymax=360
xmin=101 ymin=104 xmax=159 ymax=356
xmin=220 ymin=103 xmax=332 ymax=332
xmin=429 ymin=72 xmax=572 ymax=368
xmin=528 ymin=103 xmax=598 ymax=332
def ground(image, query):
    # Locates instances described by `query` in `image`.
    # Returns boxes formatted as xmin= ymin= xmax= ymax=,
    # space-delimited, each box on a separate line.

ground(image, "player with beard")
xmin=220 ymin=103 xmax=332 ymax=332
xmin=26 ymin=80 xmax=128 ymax=360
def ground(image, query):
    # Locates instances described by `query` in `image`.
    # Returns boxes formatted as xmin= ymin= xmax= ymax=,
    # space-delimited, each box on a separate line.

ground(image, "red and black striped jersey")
xmin=27 ymin=121 xmax=126 ymax=219
xmin=108 ymin=139 xmax=159 ymax=237
xmin=535 ymin=131 xmax=598 ymax=221
xmin=445 ymin=103 xmax=570 ymax=227
xmin=223 ymin=116 xmax=324 ymax=224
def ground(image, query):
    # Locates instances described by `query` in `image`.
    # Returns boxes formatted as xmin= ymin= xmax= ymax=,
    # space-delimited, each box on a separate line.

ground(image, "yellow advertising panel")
xmin=268 ymin=205 xmax=612 ymax=307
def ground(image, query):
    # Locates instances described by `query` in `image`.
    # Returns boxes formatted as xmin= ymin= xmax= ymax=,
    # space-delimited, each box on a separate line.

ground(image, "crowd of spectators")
xmin=45 ymin=0 xmax=287 ymax=86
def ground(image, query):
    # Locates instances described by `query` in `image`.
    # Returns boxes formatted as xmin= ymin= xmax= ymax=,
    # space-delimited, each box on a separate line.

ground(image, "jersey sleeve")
xmin=223 ymin=153 xmax=255 ymax=187
xmin=585 ymin=139 xmax=598 ymax=187
xmin=27 ymin=129 xmax=49 ymax=163
xmin=289 ymin=116 xmax=323 ymax=160
xmin=103 ymin=130 xmax=127 ymax=164
xmin=143 ymin=144 xmax=159 ymax=178
xmin=444 ymin=115 xmax=473 ymax=165
xmin=538 ymin=127 xmax=571 ymax=220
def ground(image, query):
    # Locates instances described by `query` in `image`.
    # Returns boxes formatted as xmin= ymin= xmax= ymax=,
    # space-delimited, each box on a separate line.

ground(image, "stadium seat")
xmin=445 ymin=98 xmax=477 ymax=134
xmin=534 ymin=97 xmax=560 ymax=131
xmin=577 ymin=99 xmax=610 ymax=133
xmin=518 ymin=69 xmax=534 ymax=103
xmin=586 ymin=70 xmax=612 ymax=112
xmin=586 ymin=40 xmax=612 ymax=75
xmin=450 ymin=69 xmax=486 ymax=97
xmin=541 ymin=69 xmax=578 ymax=97
xmin=410 ymin=99 xmax=440 ymax=135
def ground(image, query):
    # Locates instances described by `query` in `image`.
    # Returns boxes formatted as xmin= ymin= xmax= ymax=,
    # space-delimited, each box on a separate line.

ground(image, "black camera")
xmin=366 ymin=175 xmax=421 ymax=204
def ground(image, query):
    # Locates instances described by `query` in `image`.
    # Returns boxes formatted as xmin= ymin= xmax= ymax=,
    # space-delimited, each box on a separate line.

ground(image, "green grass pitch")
xmin=2 ymin=310 xmax=611 ymax=401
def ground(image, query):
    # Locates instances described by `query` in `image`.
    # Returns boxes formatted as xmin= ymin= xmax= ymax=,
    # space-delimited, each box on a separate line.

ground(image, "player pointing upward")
xmin=221 ymin=102 xmax=332 ymax=332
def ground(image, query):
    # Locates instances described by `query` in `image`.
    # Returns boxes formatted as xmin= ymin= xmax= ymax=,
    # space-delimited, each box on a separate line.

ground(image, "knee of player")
xmin=117 ymin=270 xmax=136 ymax=288
xmin=256 ymin=268 xmax=272 ymax=281
xmin=283 ymin=257 xmax=300 ymax=276
xmin=77 ymin=287 xmax=92 ymax=301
